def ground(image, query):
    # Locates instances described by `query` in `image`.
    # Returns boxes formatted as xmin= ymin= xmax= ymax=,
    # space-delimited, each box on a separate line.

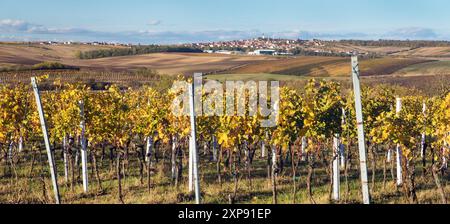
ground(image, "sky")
xmin=0 ymin=0 xmax=449 ymax=44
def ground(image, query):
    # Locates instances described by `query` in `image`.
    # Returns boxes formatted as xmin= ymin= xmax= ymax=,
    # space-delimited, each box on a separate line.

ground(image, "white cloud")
xmin=384 ymin=27 xmax=439 ymax=40
xmin=0 ymin=19 xmax=33 ymax=32
xmin=148 ymin=20 xmax=162 ymax=26
xmin=1 ymin=19 xmax=449 ymax=44
xmin=28 ymin=27 xmax=95 ymax=35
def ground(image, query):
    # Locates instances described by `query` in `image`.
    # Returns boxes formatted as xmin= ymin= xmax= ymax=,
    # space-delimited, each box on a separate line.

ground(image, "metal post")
xmin=351 ymin=56 xmax=371 ymax=204
xmin=8 ymin=141 xmax=13 ymax=163
xmin=340 ymin=108 xmax=346 ymax=168
xmin=145 ymin=136 xmax=153 ymax=163
xmin=387 ymin=149 xmax=392 ymax=163
xmin=420 ymin=102 xmax=426 ymax=159
xmin=272 ymin=145 xmax=277 ymax=173
xmin=171 ymin=135 xmax=177 ymax=181
xmin=63 ymin=135 xmax=69 ymax=182
xmin=332 ymin=135 xmax=340 ymax=201
xmin=31 ymin=77 xmax=61 ymax=204
xmin=189 ymin=137 xmax=193 ymax=192
xmin=443 ymin=137 xmax=448 ymax=169
xmin=79 ymin=100 xmax=88 ymax=193
xmin=189 ymin=82 xmax=201 ymax=204
xmin=395 ymin=98 xmax=403 ymax=186
xmin=261 ymin=141 xmax=266 ymax=158
xmin=262 ymin=131 xmax=269 ymax=158
xmin=212 ymin=135 xmax=218 ymax=162
xmin=18 ymin=136 xmax=23 ymax=152
xmin=301 ymin=136 xmax=307 ymax=162
xmin=145 ymin=98 xmax=153 ymax=164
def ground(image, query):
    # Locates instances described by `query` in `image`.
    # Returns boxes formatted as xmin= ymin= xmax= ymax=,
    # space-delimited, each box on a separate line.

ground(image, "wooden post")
xmin=189 ymin=82 xmax=201 ymax=204
xmin=332 ymin=135 xmax=340 ymax=201
xmin=31 ymin=77 xmax=61 ymax=204
xmin=351 ymin=56 xmax=371 ymax=204
xmin=395 ymin=97 xmax=403 ymax=186
xmin=79 ymin=100 xmax=88 ymax=193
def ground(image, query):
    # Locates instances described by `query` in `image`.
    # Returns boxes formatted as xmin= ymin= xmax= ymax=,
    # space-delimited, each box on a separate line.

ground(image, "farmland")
xmin=394 ymin=61 xmax=450 ymax=76
xmin=393 ymin=47 xmax=450 ymax=57
xmin=0 ymin=43 xmax=126 ymax=66
xmin=0 ymin=43 xmax=277 ymax=74
xmin=0 ymin=41 xmax=449 ymax=205
xmin=71 ymin=53 xmax=276 ymax=74
xmin=220 ymin=57 xmax=434 ymax=77
xmin=1 ymin=42 xmax=450 ymax=78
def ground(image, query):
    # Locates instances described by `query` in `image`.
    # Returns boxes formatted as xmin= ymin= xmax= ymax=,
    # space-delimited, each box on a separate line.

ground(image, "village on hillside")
xmin=30 ymin=36 xmax=358 ymax=57
xmin=187 ymin=37 xmax=355 ymax=56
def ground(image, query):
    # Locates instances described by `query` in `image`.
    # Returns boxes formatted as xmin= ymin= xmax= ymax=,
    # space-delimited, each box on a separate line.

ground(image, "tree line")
xmin=76 ymin=45 xmax=203 ymax=59
xmin=338 ymin=39 xmax=450 ymax=48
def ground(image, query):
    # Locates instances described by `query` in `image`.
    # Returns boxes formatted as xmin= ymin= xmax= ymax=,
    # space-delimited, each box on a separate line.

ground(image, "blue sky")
xmin=1 ymin=0 xmax=449 ymax=43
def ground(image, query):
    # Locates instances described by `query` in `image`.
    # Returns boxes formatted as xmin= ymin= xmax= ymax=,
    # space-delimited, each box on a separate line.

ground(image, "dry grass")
xmin=394 ymin=47 xmax=450 ymax=57
xmin=394 ymin=61 xmax=450 ymax=76
xmin=0 ymin=149 xmax=448 ymax=204
xmin=225 ymin=56 xmax=347 ymax=76
xmin=341 ymin=45 xmax=412 ymax=54
xmin=223 ymin=57 xmax=433 ymax=77
xmin=0 ymin=43 xmax=124 ymax=66
xmin=71 ymin=53 xmax=276 ymax=74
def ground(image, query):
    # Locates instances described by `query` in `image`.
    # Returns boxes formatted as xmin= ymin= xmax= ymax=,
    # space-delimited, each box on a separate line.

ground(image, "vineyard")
xmin=0 ymin=63 xmax=449 ymax=204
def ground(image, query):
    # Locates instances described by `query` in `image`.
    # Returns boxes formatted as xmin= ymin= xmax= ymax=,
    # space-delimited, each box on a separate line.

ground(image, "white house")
xmin=215 ymin=50 xmax=233 ymax=55
xmin=252 ymin=49 xmax=276 ymax=56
